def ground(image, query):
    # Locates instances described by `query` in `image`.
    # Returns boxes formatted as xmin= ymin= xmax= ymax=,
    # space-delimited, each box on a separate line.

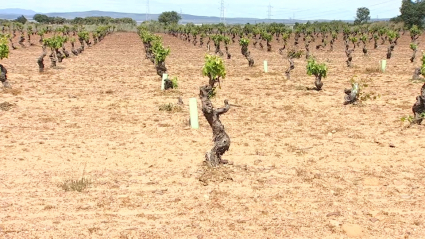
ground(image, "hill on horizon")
xmin=0 ymin=8 xmax=36 ymax=15
xmin=0 ymin=8 xmax=390 ymax=24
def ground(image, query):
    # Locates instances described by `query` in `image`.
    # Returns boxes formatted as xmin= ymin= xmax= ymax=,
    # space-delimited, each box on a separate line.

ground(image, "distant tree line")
xmin=0 ymin=15 xmax=29 ymax=24
xmin=33 ymin=14 xmax=136 ymax=25
xmin=33 ymin=14 xmax=66 ymax=24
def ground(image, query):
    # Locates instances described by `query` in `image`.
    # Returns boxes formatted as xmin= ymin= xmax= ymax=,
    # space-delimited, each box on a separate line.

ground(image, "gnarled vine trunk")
xmin=278 ymin=45 xmax=286 ymax=55
xmin=9 ymin=38 xmax=17 ymax=50
xmin=294 ymin=34 xmax=299 ymax=46
xmin=253 ymin=37 xmax=258 ymax=48
xmin=386 ymin=43 xmax=395 ymax=59
xmin=0 ymin=64 xmax=11 ymax=88
xmin=155 ymin=61 xmax=167 ymax=78
xmin=314 ymin=75 xmax=323 ymax=90
xmin=285 ymin=58 xmax=294 ymax=80
xmin=62 ymin=47 xmax=70 ymax=58
xmin=412 ymin=83 xmax=425 ymax=124
xmin=412 ymin=68 xmax=422 ymax=80
xmin=345 ymin=48 xmax=353 ymax=67
xmin=344 ymin=83 xmax=359 ymax=105
xmin=200 ymin=37 xmax=204 ymax=48
xmin=56 ymin=49 xmax=64 ymax=63
xmin=241 ymin=45 xmax=254 ymax=67
xmin=305 ymin=43 xmax=310 ymax=59
xmin=224 ymin=45 xmax=231 ymax=59
xmin=79 ymin=39 xmax=85 ymax=52
xmin=37 ymin=46 xmax=47 ymax=72
xmin=27 ymin=34 xmax=32 ymax=45
xmin=193 ymin=36 xmax=197 ymax=46
xmin=411 ymin=48 xmax=417 ymax=63
xmin=19 ymin=35 xmax=25 ymax=47
xmin=215 ymin=43 xmax=223 ymax=57
xmin=206 ymin=38 xmax=211 ymax=51
xmin=49 ymin=48 xmax=57 ymax=68
xmin=71 ymin=42 xmax=79 ymax=56
xmin=266 ymin=41 xmax=271 ymax=52
xmin=163 ymin=78 xmax=174 ymax=90
xmin=199 ymin=85 xmax=231 ymax=167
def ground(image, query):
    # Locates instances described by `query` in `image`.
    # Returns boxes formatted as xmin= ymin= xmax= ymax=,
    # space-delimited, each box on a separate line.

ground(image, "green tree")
xmin=391 ymin=0 xmax=425 ymax=29
xmin=354 ymin=7 xmax=370 ymax=25
xmin=15 ymin=15 xmax=27 ymax=24
xmin=33 ymin=14 xmax=51 ymax=23
xmin=158 ymin=11 xmax=181 ymax=25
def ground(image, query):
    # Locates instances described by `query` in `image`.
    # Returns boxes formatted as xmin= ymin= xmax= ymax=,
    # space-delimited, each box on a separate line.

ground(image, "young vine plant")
xmin=0 ymin=34 xmax=9 ymax=60
xmin=202 ymin=54 xmax=226 ymax=98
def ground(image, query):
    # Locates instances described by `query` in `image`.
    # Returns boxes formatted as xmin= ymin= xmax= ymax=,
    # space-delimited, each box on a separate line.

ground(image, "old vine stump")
xmin=412 ymin=83 xmax=425 ymax=124
xmin=0 ymin=64 xmax=11 ymax=88
xmin=344 ymin=83 xmax=359 ymax=105
xmin=200 ymin=85 xmax=231 ymax=167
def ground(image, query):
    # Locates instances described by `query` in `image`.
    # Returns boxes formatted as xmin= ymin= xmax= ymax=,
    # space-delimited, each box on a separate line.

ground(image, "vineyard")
xmin=1 ymin=20 xmax=425 ymax=238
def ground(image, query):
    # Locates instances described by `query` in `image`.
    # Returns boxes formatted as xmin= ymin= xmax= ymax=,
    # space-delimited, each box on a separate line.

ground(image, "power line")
xmin=267 ymin=3 xmax=273 ymax=22
xmin=219 ymin=0 xmax=225 ymax=24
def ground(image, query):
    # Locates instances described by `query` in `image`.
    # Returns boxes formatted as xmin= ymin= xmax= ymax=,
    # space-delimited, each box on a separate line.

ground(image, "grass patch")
xmin=364 ymin=66 xmax=381 ymax=73
xmin=295 ymin=85 xmax=307 ymax=91
xmin=159 ymin=103 xmax=182 ymax=112
xmin=44 ymin=205 xmax=55 ymax=210
xmin=411 ymin=78 xmax=425 ymax=83
xmin=0 ymin=102 xmax=14 ymax=111
xmin=59 ymin=177 xmax=91 ymax=192
xmin=3 ymin=88 xmax=22 ymax=95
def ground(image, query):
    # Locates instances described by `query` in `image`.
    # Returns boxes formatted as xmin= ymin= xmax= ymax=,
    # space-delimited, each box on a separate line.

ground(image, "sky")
xmin=2 ymin=0 xmax=401 ymax=20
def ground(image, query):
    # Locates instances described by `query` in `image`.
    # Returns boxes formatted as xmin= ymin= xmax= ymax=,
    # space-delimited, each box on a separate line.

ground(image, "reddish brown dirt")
xmin=1 ymin=32 xmax=425 ymax=238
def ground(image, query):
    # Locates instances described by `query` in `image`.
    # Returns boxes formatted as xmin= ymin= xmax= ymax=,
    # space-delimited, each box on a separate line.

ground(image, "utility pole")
xmin=146 ymin=0 xmax=150 ymax=21
xmin=267 ymin=3 xmax=273 ymax=22
xmin=219 ymin=0 xmax=225 ymax=24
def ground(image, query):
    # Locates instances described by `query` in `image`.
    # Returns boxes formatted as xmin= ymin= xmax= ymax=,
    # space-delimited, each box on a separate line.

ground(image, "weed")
xmin=59 ymin=178 xmax=91 ymax=192
xmin=295 ymin=85 xmax=307 ymax=91
xmin=158 ymin=103 xmax=182 ymax=112
xmin=350 ymin=76 xmax=380 ymax=102
xmin=44 ymin=205 xmax=55 ymax=210
xmin=287 ymin=48 xmax=303 ymax=58
xmin=171 ymin=76 xmax=178 ymax=89
xmin=401 ymin=113 xmax=425 ymax=123
xmin=88 ymin=227 xmax=100 ymax=234
xmin=3 ymin=88 xmax=21 ymax=95
xmin=365 ymin=66 xmax=381 ymax=73
xmin=0 ymin=101 xmax=14 ymax=111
